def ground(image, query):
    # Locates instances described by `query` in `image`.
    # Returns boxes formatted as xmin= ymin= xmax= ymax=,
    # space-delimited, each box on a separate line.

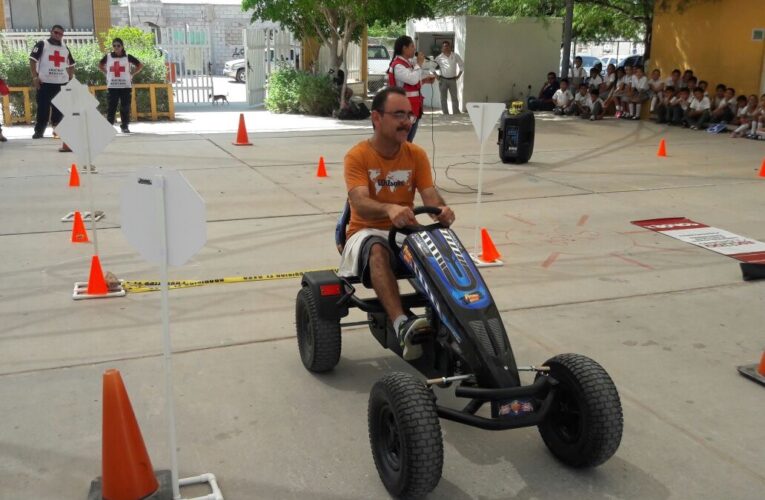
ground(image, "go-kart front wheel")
xmin=537 ymin=353 xmax=623 ymax=467
xmin=368 ymin=372 xmax=443 ymax=499
xmin=295 ymin=287 xmax=341 ymax=372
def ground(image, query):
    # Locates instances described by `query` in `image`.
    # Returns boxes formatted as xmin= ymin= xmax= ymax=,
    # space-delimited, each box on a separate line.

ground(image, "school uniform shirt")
xmin=631 ymin=75 xmax=649 ymax=92
xmin=569 ymin=66 xmax=587 ymax=82
xmin=649 ymin=78 xmax=664 ymax=93
xmin=713 ymin=96 xmax=730 ymax=111
xmin=574 ymin=92 xmax=588 ymax=106
xmin=664 ymin=77 xmax=679 ymax=88
xmin=585 ymin=95 xmax=604 ymax=108
xmin=552 ymin=88 xmax=573 ymax=106
xmin=671 ymin=96 xmax=690 ymax=110
xmin=588 ymin=75 xmax=603 ymax=88
xmin=689 ymin=96 xmax=711 ymax=111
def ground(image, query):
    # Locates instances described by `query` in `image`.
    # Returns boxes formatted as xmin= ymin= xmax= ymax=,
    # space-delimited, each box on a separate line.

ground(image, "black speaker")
xmin=497 ymin=110 xmax=535 ymax=164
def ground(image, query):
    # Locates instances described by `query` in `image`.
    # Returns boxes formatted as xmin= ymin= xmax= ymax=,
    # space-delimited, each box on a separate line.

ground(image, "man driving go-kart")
xmin=339 ymin=87 xmax=455 ymax=361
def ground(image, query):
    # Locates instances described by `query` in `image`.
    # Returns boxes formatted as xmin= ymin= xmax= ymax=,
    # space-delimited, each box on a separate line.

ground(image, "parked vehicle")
xmin=619 ymin=55 xmax=644 ymax=68
xmin=368 ymin=44 xmax=390 ymax=94
xmin=224 ymin=59 xmax=246 ymax=83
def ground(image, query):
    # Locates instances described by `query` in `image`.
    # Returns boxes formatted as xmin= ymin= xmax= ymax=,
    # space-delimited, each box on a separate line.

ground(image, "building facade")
xmin=1 ymin=0 xmax=111 ymax=33
xmin=651 ymin=0 xmax=765 ymax=95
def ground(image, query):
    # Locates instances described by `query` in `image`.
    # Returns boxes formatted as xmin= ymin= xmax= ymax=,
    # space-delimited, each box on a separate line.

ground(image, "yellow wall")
xmin=0 ymin=0 xmax=5 ymax=30
xmin=651 ymin=0 xmax=765 ymax=96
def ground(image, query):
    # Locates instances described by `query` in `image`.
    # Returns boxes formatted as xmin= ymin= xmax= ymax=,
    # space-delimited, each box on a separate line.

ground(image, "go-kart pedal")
xmin=396 ymin=316 xmax=432 ymax=360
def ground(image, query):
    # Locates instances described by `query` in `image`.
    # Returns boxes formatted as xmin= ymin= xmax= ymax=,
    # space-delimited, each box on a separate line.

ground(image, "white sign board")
xmin=467 ymin=102 xmax=506 ymax=144
xmin=121 ymin=168 xmax=207 ymax=267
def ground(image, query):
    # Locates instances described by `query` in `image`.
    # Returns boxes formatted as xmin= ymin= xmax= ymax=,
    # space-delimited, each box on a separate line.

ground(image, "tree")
xmin=242 ymin=0 xmax=432 ymax=107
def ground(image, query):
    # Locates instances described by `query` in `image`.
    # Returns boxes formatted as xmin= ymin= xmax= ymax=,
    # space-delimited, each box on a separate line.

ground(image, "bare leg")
xmin=369 ymin=243 xmax=404 ymax=319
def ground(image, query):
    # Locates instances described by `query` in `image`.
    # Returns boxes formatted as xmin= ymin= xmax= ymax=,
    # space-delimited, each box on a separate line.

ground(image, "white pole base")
xmin=180 ymin=472 xmax=224 ymax=500
xmin=61 ymin=210 xmax=105 ymax=222
xmin=469 ymin=253 xmax=504 ymax=268
xmin=72 ymin=280 xmax=127 ymax=300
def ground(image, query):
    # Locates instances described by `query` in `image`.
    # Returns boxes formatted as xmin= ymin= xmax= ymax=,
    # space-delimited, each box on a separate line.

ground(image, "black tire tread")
xmin=295 ymin=287 xmax=341 ymax=372
xmin=369 ymin=372 xmax=443 ymax=499
xmin=539 ymin=353 xmax=623 ymax=467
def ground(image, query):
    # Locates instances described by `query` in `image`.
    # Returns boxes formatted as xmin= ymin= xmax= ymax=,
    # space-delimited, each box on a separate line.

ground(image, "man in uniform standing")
xmin=435 ymin=41 xmax=463 ymax=115
xmin=29 ymin=25 xmax=75 ymax=144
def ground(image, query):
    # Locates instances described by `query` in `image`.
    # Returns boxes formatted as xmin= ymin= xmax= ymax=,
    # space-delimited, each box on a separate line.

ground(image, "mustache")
xmin=396 ymin=125 xmax=410 ymax=132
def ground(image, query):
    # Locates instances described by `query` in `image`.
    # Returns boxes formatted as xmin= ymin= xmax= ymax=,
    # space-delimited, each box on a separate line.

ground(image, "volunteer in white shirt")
xmin=28 ymin=25 xmax=75 ymax=141
xmin=435 ymin=41 xmax=463 ymax=115
xmin=98 ymin=38 xmax=143 ymax=133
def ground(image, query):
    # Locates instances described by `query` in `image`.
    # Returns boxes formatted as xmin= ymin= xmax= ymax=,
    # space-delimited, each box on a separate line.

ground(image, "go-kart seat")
xmin=335 ymin=200 xmax=414 ymax=284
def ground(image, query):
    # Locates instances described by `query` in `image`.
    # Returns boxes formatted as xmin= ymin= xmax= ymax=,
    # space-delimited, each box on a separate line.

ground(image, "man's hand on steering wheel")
xmin=432 ymin=205 xmax=455 ymax=227
xmin=387 ymin=205 xmax=418 ymax=229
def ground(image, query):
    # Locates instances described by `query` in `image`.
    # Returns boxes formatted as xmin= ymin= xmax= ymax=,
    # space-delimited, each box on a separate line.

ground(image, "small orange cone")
xmin=758 ymin=351 xmax=765 ymax=377
xmin=87 ymin=255 xmax=108 ymax=295
xmin=657 ymin=139 xmax=667 ymax=157
xmin=71 ymin=211 xmax=89 ymax=243
xmin=59 ymin=142 xmax=72 ymax=153
xmin=69 ymin=164 xmax=80 ymax=187
xmin=101 ymin=369 xmax=159 ymax=500
xmin=758 ymin=158 xmax=765 ymax=178
xmin=316 ymin=156 xmax=328 ymax=177
xmin=479 ymin=228 xmax=501 ymax=263
xmin=232 ymin=113 xmax=252 ymax=146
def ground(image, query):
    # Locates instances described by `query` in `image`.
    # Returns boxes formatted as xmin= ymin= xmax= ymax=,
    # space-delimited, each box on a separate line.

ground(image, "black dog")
xmin=209 ymin=93 xmax=229 ymax=105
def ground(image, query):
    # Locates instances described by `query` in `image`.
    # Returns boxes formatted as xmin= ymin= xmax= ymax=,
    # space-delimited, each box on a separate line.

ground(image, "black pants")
xmin=34 ymin=82 xmax=65 ymax=135
xmin=107 ymin=88 xmax=132 ymax=128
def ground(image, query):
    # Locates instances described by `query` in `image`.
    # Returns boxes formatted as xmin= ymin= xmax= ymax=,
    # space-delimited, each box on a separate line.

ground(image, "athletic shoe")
xmin=121 ymin=126 xmax=131 ymax=134
xmin=590 ymin=115 xmax=595 ymax=121
xmin=396 ymin=316 xmax=430 ymax=361
xmin=0 ymin=134 xmax=7 ymax=142
xmin=32 ymin=132 xmax=43 ymax=139
xmin=615 ymin=111 xmax=622 ymax=119
xmin=690 ymin=125 xmax=698 ymax=130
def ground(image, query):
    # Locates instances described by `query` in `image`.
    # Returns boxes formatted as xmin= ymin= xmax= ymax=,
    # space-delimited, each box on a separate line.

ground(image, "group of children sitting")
xmin=541 ymin=57 xmax=765 ymax=139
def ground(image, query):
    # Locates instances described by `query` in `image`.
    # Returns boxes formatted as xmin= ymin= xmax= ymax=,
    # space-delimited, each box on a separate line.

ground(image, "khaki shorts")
xmin=339 ymin=229 xmax=406 ymax=286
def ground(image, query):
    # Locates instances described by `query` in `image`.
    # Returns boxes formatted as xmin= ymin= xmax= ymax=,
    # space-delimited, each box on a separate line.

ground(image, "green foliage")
xmin=367 ymin=20 xmax=406 ymax=38
xmin=99 ymin=26 xmax=156 ymax=51
xmin=265 ymin=65 xmax=337 ymax=116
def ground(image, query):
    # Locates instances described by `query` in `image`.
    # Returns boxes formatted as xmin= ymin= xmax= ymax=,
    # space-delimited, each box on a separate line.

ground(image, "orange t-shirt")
xmin=344 ymin=140 xmax=434 ymax=238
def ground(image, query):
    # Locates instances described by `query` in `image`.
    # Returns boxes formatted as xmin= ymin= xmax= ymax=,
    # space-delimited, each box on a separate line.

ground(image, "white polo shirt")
xmin=435 ymin=52 xmax=463 ymax=78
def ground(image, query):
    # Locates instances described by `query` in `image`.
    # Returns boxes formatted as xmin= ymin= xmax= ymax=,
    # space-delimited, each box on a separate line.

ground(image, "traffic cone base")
xmin=737 ymin=351 xmax=765 ymax=387
xmin=657 ymin=139 xmax=667 ymax=157
xmin=470 ymin=228 xmax=504 ymax=267
xmin=68 ymin=163 xmax=80 ymax=187
xmin=71 ymin=211 xmax=89 ymax=243
xmin=87 ymin=255 xmax=108 ymax=295
xmin=316 ymin=156 xmax=328 ymax=177
xmin=232 ymin=113 xmax=252 ymax=145
xmin=758 ymin=158 xmax=765 ymax=178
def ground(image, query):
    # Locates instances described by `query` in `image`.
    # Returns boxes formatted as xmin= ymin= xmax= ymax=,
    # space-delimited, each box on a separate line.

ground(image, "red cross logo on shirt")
xmin=48 ymin=50 xmax=66 ymax=67
xmin=109 ymin=60 xmax=126 ymax=77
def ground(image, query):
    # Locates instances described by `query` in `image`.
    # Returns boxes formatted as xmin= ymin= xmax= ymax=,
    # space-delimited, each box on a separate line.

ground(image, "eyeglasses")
xmin=112 ymin=44 xmax=122 ymax=48
xmin=378 ymin=110 xmax=417 ymax=124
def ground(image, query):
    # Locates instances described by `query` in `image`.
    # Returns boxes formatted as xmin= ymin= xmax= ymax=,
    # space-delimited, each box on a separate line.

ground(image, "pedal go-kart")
xmin=296 ymin=206 xmax=623 ymax=498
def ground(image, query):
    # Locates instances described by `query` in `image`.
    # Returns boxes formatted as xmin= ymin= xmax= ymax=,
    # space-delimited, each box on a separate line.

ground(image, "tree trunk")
xmin=643 ymin=17 xmax=653 ymax=61
xmin=560 ymin=0 xmax=574 ymax=78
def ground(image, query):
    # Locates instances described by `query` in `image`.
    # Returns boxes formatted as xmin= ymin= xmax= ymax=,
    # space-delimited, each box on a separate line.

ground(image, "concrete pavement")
xmin=0 ymin=112 xmax=764 ymax=499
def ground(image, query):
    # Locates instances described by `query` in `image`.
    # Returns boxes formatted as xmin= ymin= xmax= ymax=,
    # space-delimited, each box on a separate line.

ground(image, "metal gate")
xmin=244 ymin=27 xmax=300 ymax=107
xmin=160 ymin=27 xmax=213 ymax=104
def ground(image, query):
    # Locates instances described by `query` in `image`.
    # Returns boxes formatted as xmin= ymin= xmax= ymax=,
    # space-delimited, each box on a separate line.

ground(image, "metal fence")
xmin=0 ymin=29 xmax=95 ymax=52
xmin=160 ymin=27 xmax=213 ymax=105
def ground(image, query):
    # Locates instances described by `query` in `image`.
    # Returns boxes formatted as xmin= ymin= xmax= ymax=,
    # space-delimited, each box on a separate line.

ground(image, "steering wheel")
xmin=388 ymin=206 xmax=443 ymax=256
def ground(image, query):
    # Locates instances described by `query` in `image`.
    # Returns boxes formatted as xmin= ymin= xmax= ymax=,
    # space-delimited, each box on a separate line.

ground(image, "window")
xmin=753 ymin=29 xmax=764 ymax=42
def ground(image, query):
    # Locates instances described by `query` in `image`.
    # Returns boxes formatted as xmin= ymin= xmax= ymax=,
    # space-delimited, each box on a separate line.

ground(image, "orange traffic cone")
xmin=69 ymin=163 xmax=80 ymax=187
xmin=480 ymin=228 xmax=501 ymax=263
xmin=316 ymin=156 xmax=328 ymax=177
xmin=757 ymin=351 xmax=765 ymax=377
xmin=657 ymin=139 xmax=667 ymax=157
xmin=232 ymin=113 xmax=252 ymax=146
xmin=758 ymin=158 xmax=765 ymax=178
xmin=101 ymin=369 xmax=159 ymax=500
xmin=71 ymin=211 xmax=89 ymax=243
xmin=87 ymin=255 xmax=108 ymax=295
xmin=59 ymin=142 xmax=72 ymax=153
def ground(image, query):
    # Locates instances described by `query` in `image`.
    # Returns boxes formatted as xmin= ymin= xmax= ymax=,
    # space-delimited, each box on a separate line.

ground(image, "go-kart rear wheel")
xmin=537 ymin=353 xmax=623 ymax=467
xmin=368 ymin=372 xmax=443 ymax=499
xmin=295 ymin=287 xmax=341 ymax=372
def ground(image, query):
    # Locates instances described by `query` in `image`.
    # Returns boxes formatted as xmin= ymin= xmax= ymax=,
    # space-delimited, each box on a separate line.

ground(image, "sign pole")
xmin=473 ymin=134 xmax=486 ymax=255
xmin=82 ymin=108 xmax=99 ymax=256
xmin=154 ymin=173 xmax=181 ymax=500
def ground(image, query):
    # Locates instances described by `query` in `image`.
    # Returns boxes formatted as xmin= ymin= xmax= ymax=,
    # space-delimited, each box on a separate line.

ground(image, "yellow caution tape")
xmin=123 ymin=267 xmax=339 ymax=294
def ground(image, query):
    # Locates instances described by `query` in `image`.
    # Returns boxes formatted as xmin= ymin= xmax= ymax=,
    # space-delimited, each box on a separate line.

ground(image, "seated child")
xmin=609 ymin=67 xmax=628 ymax=117
xmin=552 ymin=78 xmax=574 ymax=115
xmin=571 ymin=83 xmax=589 ymax=116
xmin=731 ymin=94 xmax=758 ymax=137
xmin=655 ymin=86 xmax=675 ymax=124
xmin=648 ymin=69 xmax=664 ymax=113
xmin=710 ymin=87 xmax=735 ymax=124
xmin=587 ymin=67 xmax=603 ymax=91
xmin=665 ymin=69 xmax=681 ymax=90
xmin=685 ymin=86 xmax=711 ymax=129
xmin=623 ymin=65 xmax=649 ymax=120
xmin=669 ymin=88 xmax=691 ymax=125
xmin=580 ymin=88 xmax=605 ymax=121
